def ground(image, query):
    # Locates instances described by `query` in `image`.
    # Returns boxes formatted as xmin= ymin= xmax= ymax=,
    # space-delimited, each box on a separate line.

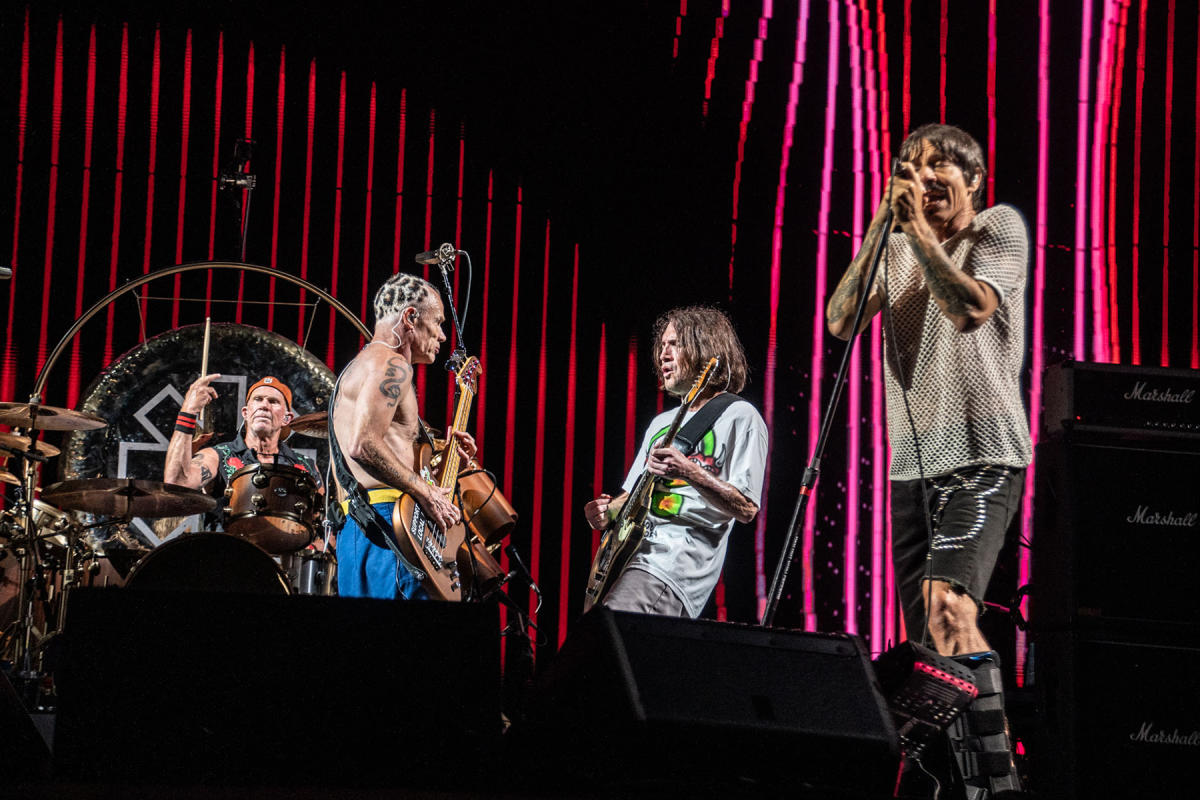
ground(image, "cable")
xmin=458 ymin=249 xmax=474 ymax=336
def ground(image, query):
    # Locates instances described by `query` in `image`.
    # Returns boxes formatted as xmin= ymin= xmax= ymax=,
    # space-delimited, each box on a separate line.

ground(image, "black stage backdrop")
xmin=2 ymin=1 xmax=1198 ymax=673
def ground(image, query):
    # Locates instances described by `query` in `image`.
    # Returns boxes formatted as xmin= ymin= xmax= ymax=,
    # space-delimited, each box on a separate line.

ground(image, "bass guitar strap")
xmin=670 ymin=392 xmax=741 ymax=456
xmin=327 ymin=368 xmax=427 ymax=582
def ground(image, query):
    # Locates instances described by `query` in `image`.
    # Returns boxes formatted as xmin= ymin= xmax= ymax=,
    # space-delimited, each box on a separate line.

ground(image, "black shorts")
xmin=890 ymin=464 xmax=1025 ymax=641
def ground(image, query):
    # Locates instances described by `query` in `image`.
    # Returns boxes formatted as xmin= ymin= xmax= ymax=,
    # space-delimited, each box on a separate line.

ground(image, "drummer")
xmin=163 ymin=375 xmax=322 ymax=516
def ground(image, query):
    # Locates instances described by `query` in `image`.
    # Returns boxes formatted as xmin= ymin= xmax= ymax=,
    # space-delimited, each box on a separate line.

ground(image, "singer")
xmin=327 ymin=272 xmax=476 ymax=600
xmin=827 ymin=123 xmax=1030 ymax=797
xmin=164 ymin=375 xmax=322 ymax=521
xmin=582 ymin=306 xmax=767 ymax=617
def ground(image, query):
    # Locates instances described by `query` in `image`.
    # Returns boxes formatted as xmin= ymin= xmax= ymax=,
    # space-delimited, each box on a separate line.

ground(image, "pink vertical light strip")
xmin=267 ymin=45 xmax=286 ymax=330
xmin=67 ymin=25 xmax=98 ymax=407
xmin=591 ymin=324 xmax=609 ymax=558
xmin=390 ymin=90 xmax=408 ymax=275
xmin=1158 ymin=0 xmax=1177 ymax=367
xmin=1016 ymin=0 xmax=1054 ymax=687
xmin=857 ymin=0 xmax=886 ymax=653
xmin=1193 ymin=5 xmax=1200 ymax=368
xmin=417 ymin=109 xmax=436 ymax=409
xmin=1 ymin=8 xmax=30 ymax=399
xmin=205 ymin=32 xmax=225 ymax=311
xmin=325 ymin=71 xmax=348 ymax=365
xmin=1130 ymin=0 xmax=1148 ymax=364
xmin=986 ymin=0 xmax=998 ymax=207
xmin=295 ymin=58 xmax=317 ymax=344
xmin=35 ymin=16 xmax=65 ymax=375
xmin=1072 ymin=0 xmax=1096 ymax=359
xmin=702 ymin=3 xmax=730 ymax=117
xmin=358 ymin=82 xmax=377 ymax=349
xmin=802 ymin=0 xmax=841 ymax=632
xmin=623 ymin=339 xmax=639 ymax=475
xmin=1106 ymin=1 xmax=1133 ymax=363
xmin=843 ymin=0 xmax=866 ymax=637
xmin=672 ymin=0 xmax=688 ymax=60
xmin=1088 ymin=1 xmax=1120 ymax=364
xmin=137 ymin=26 xmax=162 ymax=334
xmin=938 ymin=0 xmax=948 ymax=123
xmin=171 ymin=30 xmax=194 ymax=329
xmin=103 ymin=24 xmax=130 ymax=367
xmin=477 ymin=170 xmax=494 ymax=458
xmin=502 ymin=186 xmax=523 ymax=501
xmin=557 ymin=244 xmax=581 ymax=644
xmin=902 ymin=0 xmax=912 ymax=132
xmin=873 ymin=0 xmax=897 ymax=649
xmin=758 ymin=0 xmax=812 ymax=621
xmin=528 ymin=221 xmax=552 ymax=645
xmin=726 ymin=1 xmax=773 ymax=294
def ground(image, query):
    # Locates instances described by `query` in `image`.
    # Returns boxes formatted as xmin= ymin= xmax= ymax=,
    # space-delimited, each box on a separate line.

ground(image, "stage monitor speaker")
xmin=1033 ymin=620 xmax=1200 ymax=800
xmin=53 ymin=588 xmax=500 ymax=788
xmin=520 ymin=609 xmax=899 ymax=796
xmin=1033 ymin=440 xmax=1200 ymax=627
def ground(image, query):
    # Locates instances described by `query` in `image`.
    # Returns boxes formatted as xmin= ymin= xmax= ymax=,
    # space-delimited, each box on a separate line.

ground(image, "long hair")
xmin=899 ymin=123 xmax=987 ymax=211
xmin=650 ymin=306 xmax=749 ymax=395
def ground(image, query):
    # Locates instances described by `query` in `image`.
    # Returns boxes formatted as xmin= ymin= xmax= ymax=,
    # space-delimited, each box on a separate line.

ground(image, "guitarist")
xmin=584 ymin=306 xmax=768 ymax=617
xmin=330 ymin=272 xmax=476 ymax=599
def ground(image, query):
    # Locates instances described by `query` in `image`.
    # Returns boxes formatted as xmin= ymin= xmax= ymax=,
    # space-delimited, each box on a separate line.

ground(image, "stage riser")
xmin=53 ymin=588 xmax=501 ymax=788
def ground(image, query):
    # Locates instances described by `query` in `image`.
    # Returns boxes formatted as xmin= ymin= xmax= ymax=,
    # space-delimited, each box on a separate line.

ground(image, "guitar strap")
xmin=327 ymin=367 xmax=427 ymax=582
xmin=671 ymin=392 xmax=741 ymax=455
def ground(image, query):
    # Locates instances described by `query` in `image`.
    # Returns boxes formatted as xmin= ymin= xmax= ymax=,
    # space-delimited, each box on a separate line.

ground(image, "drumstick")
xmin=198 ymin=316 xmax=211 ymax=428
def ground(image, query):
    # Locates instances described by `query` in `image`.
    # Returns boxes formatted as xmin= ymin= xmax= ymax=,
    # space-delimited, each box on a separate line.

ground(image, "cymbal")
xmin=288 ymin=411 xmax=328 ymax=439
xmin=0 ymin=467 xmax=18 ymax=485
xmin=0 ymin=432 xmax=61 ymax=458
xmin=41 ymin=478 xmax=218 ymax=518
xmin=0 ymin=402 xmax=107 ymax=431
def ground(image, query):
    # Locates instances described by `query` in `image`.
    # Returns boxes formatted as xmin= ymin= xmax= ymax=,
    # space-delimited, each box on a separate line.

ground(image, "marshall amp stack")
xmin=1034 ymin=361 xmax=1200 ymax=799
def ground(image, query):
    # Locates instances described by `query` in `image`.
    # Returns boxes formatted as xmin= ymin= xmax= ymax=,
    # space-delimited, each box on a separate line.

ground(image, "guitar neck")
xmin=438 ymin=386 xmax=475 ymax=489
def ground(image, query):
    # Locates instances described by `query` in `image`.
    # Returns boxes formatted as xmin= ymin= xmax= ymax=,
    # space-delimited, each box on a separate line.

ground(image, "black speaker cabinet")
xmin=520 ymin=609 xmax=899 ymax=796
xmin=1033 ymin=620 xmax=1200 ymax=800
xmin=53 ymin=588 xmax=500 ymax=787
xmin=1033 ymin=439 xmax=1200 ymax=627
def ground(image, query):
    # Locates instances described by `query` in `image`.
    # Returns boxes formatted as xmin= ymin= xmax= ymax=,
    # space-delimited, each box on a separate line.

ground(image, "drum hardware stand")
xmin=2 ymin=434 xmax=50 ymax=679
xmin=218 ymin=137 xmax=257 ymax=261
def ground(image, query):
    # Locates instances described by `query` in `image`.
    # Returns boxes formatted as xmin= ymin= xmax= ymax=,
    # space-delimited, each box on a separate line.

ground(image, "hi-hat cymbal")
xmin=288 ymin=411 xmax=329 ymax=439
xmin=41 ymin=478 xmax=217 ymax=518
xmin=0 ymin=432 xmax=61 ymax=458
xmin=0 ymin=402 xmax=107 ymax=431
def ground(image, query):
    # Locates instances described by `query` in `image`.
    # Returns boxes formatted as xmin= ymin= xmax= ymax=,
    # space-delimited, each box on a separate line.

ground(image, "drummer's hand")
xmin=420 ymin=484 xmax=462 ymax=531
xmin=448 ymin=428 xmax=477 ymax=461
xmin=181 ymin=373 xmax=223 ymax=414
xmin=585 ymin=493 xmax=613 ymax=530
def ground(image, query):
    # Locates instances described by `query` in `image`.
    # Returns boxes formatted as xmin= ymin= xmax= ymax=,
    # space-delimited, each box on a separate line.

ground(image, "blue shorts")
xmin=335 ymin=501 xmax=428 ymax=600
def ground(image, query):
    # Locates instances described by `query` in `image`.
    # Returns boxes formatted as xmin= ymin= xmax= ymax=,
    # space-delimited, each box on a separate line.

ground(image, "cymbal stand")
xmin=2 ymin=434 xmax=49 ymax=677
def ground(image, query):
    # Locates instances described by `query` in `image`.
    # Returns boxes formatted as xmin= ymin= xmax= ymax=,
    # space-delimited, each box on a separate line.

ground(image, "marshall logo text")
xmin=1130 ymin=723 xmax=1200 ymax=746
xmin=1126 ymin=505 xmax=1199 ymax=527
xmin=1123 ymin=381 xmax=1196 ymax=404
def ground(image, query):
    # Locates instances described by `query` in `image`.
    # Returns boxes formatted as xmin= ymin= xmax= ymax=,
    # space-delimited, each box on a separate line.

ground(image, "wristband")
xmin=175 ymin=411 xmax=198 ymax=435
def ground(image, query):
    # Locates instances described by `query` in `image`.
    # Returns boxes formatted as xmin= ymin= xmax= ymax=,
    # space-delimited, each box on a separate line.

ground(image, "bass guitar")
xmin=582 ymin=357 xmax=718 ymax=612
xmin=392 ymin=354 xmax=480 ymax=601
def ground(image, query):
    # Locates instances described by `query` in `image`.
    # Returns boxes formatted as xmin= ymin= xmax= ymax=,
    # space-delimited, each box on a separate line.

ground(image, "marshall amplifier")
xmin=1043 ymin=360 xmax=1200 ymax=440
xmin=1033 ymin=440 xmax=1200 ymax=627
xmin=1033 ymin=620 xmax=1200 ymax=800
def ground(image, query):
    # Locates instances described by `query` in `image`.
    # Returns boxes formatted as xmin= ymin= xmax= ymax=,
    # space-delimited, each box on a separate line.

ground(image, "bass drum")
xmin=125 ymin=533 xmax=290 ymax=594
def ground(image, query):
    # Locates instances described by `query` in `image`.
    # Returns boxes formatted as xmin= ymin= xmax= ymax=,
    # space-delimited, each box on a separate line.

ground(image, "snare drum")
xmin=279 ymin=549 xmax=337 ymax=596
xmin=125 ymin=533 xmax=291 ymax=594
xmin=225 ymin=463 xmax=318 ymax=553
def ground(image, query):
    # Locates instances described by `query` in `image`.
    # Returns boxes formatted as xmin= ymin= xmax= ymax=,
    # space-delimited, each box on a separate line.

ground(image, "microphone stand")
xmin=761 ymin=204 xmax=896 ymax=628
xmin=429 ymin=244 xmax=470 ymax=365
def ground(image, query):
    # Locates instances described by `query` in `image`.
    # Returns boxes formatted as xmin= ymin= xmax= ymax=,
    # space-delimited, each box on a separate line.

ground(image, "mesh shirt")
xmin=877 ymin=203 xmax=1033 ymax=480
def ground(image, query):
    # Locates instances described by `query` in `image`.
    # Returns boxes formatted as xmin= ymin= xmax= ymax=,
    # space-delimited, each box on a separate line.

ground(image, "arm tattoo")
xmin=828 ymin=263 xmax=865 ymax=325
xmin=192 ymin=455 xmax=214 ymax=485
xmin=378 ymin=357 xmax=411 ymax=407
xmin=914 ymin=244 xmax=972 ymax=315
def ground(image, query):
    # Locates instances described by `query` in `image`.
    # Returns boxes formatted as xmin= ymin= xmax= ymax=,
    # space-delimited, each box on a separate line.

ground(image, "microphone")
xmin=218 ymin=173 xmax=257 ymax=190
xmin=504 ymin=545 xmax=540 ymax=595
xmin=0 ymin=266 xmax=10 ymax=279
xmin=414 ymin=242 xmax=458 ymax=266
xmin=891 ymin=156 xmax=902 ymax=174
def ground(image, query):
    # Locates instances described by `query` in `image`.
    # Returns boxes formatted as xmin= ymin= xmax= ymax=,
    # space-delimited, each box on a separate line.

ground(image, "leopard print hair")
xmin=372 ymin=272 xmax=436 ymax=323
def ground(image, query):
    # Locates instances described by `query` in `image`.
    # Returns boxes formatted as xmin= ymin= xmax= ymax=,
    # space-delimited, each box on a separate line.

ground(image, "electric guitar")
xmin=582 ymin=357 xmax=718 ymax=612
xmin=392 ymin=354 xmax=480 ymax=601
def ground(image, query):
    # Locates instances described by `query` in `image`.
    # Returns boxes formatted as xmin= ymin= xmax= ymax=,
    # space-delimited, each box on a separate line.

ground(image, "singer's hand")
xmin=882 ymin=161 xmax=927 ymax=230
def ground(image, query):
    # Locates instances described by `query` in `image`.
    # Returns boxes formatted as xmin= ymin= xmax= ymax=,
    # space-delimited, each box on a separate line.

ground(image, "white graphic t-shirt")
xmin=620 ymin=396 xmax=768 ymax=618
